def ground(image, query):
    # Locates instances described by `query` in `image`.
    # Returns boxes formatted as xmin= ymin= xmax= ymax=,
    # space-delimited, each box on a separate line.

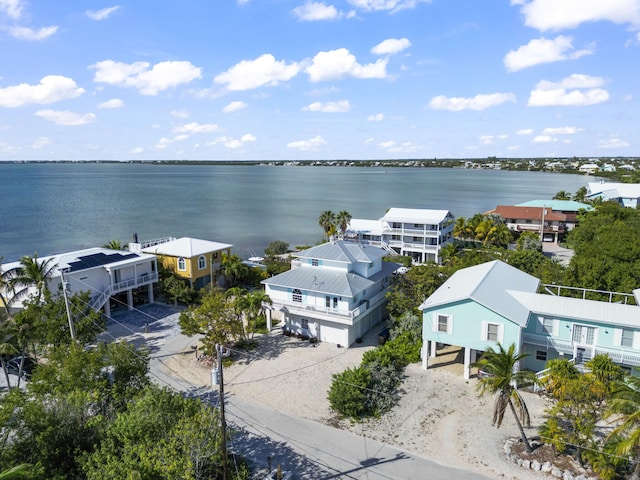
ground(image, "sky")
xmin=0 ymin=0 xmax=639 ymax=161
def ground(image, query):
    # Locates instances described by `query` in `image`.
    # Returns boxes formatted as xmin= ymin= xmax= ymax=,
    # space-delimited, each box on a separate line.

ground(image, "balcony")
xmin=273 ymin=289 xmax=388 ymax=325
xmin=523 ymin=333 xmax=640 ymax=366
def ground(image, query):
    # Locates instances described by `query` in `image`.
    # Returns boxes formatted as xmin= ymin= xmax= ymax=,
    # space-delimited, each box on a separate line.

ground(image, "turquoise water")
xmin=0 ymin=163 xmax=595 ymax=262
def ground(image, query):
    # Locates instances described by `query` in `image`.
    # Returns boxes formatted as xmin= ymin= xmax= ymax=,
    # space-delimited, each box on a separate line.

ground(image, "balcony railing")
xmin=88 ymin=272 xmax=158 ymax=311
xmin=523 ymin=333 xmax=640 ymax=366
xmin=273 ymin=288 xmax=388 ymax=324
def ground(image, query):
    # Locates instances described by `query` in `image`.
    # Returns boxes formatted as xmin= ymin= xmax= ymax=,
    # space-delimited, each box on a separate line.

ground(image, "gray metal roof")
xmin=294 ymin=240 xmax=386 ymax=264
xmin=507 ymin=290 xmax=640 ymax=328
xmin=262 ymin=266 xmax=375 ymax=298
xmin=419 ymin=260 xmax=540 ymax=327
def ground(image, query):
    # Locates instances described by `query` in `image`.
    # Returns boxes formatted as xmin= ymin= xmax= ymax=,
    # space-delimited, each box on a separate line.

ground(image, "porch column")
xmin=127 ymin=290 xmax=133 ymax=310
xmin=463 ymin=347 xmax=471 ymax=380
xmin=421 ymin=342 xmax=428 ymax=370
xmin=104 ymin=299 xmax=111 ymax=317
xmin=148 ymin=284 xmax=154 ymax=304
xmin=265 ymin=308 xmax=272 ymax=331
xmin=430 ymin=340 xmax=437 ymax=358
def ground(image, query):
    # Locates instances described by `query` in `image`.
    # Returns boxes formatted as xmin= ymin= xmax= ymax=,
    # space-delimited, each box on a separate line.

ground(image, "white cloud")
xmin=542 ymin=126 xmax=580 ymax=134
xmin=292 ymin=2 xmax=339 ymax=21
xmin=240 ymin=133 xmax=256 ymax=142
xmin=0 ymin=0 xmax=23 ymax=19
xmin=0 ymin=141 xmax=20 ymax=154
xmin=516 ymin=128 xmax=534 ymax=135
xmin=172 ymin=122 xmax=219 ymax=134
xmin=6 ymin=25 xmax=58 ymax=40
xmin=504 ymin=35 xmax=593 ymax=72
xmin=97 ymin=98 xmax=123 ymax=109
xmin=515 ymin=0 xmax=640 ymax=31
xmin=371 ymin=38 xmax=411 ymax=55
xmin=306 ymin=48 xmax=388 ymax=82
xmin=31 ymin=136 xmax=51 ymax=149
xmin=287 ymin=135 xmax=327 ymax=150
xmin=35 ymin=109 xmax=96 ymax=126
xmin=214 ymin=54 xmax=300 ymax=91
xmin=598 ymin=137 xmax=630 ymax=148
xmin=528 ymin=74 xmax=609 ymax=106
xmin=533 ymin=135 xmax=555 ymax=142
xmin=86 ymin=6 xmax=121 ymax=20
xmin=304 ymin=100 xmax=351 ymax=112
xmin=378 ymin=140 xmax=419 ymax=153
xmin=368 ymin=113 xmax=384 ymax=121
xmin=348 ymin=0 xmax=430 ymax=13
xmin=0 ymin=75 xmax=85 ymax=107
xmin=223 ymin=100 xmax=248 ymax=113
xmin=91 ymin=60 xmax=202 ymax=95
xmin=429 ymin=92 xmax=516 ymax=111
xmin=479 ymin=135 xmax=495 ymax=145
xmin=171 ymin=110 xmax=190 ymax=118
xmin=131 ymin=147 xmax=144 ymax=154
xmin=225 ymin=139 xmax=243 ymax=149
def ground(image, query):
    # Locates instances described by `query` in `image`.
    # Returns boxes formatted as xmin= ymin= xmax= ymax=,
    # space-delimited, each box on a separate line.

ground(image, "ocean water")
xmin=0 ymin=163 xmax=595 ymax=262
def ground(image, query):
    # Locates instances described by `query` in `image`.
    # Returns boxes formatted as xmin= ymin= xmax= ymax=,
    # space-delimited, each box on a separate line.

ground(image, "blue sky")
xmin=0 ymin=0 xmax=639 ymax=161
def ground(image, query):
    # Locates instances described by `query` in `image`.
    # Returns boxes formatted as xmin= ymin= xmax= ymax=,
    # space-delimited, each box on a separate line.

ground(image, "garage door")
xmin=319 ymin=323 xmax=348 ymax=346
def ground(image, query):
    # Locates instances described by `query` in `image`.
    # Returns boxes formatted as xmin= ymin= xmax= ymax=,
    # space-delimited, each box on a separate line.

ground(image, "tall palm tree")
xmin=103 ymin=239 xmax=124 ymax=250
xmin=335 ymin=210 xmax=352 ymax=238
xmin=473 ymin=343 xmax=538 ymax=453
xmin=607 ymin=376 xmax=640 ymax=479
xmin=10 ymin=253 xmax=56 ymax=304
xmin=244 ymin=290 xmax=273 ymax=337
xmin=552 ymin=190 xmax=571 ymax=201
xmin=572 ymin=186 xmax=588 ymax=203
xmin=0 ymin=256 xmax=14 ymax=317
xmin=318 ymin=210 xmax=336 ymax=241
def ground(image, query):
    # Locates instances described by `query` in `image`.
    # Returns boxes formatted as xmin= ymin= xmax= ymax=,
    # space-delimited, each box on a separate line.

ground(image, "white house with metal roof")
xmin=420 ymin=260 xmax=640 ymax=379
xmin=587 ymin=182 xmax=640 ymax=208
xmin=1 ymin=248 xmax=158 ymax=316
xmin=346 ymin=207 xmax=455 ymax=264
xmin=262 ymin=240 xmax=400 ymax=347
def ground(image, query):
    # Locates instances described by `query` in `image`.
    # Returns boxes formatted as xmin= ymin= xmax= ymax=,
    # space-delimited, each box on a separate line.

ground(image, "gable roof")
xmin=507 ymin=290 xmax=640 ymax=328
xmin=262 ymin=265 xmax=371 ymax=297
xmin=380 ymin=207 xmax=452 ymax=224
xmin=294 ymin=240 xmax=386 ymax=264
xmin=419 ymin=260 xmax=540 ymax=327
xmin=141 ymin=237 xmax=232 ymax=258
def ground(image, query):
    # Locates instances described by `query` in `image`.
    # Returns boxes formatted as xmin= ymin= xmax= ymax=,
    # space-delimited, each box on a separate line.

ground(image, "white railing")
xmin=541 ymin=284 xmax=636 ymax=304
xmin=88 ymin=272 xmax=158 ymax=311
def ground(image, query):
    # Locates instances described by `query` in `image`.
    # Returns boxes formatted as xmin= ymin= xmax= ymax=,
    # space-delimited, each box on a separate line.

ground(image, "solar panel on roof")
xmin=67 ymin=252 xmax=139 ymax=272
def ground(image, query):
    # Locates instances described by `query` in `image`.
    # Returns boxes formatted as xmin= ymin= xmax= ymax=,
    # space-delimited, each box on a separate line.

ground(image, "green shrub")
xmin=327 ymin=366 xmax=370 ymax=419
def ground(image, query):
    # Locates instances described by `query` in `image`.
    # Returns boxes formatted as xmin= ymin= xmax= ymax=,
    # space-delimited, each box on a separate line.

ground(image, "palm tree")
xmin=473 ymin=343 xmax=537 ymax=453
xmin=335 ymin=211 xmax=352 ymax=238
xmin=0 ymin=256 xmax=14 ymax=317
xmin=103 ymin=239 xmax=124 ymax=250
xmin=572 ymin=186 xmax=588 ymax=203
xmin=552 ymin=190 xmax=571 ymax=201
xmin=0 ymin=464 xmax=31 ymax=479
xmin=318 ymin=210 xmax=336 ymax=241
xmin=607 ymin=376 xmax=640 ymax=479
xmin=244 ymin=290 xmax=273 ymax=337
xmin=10 ymin=253 xmax=55 ymax=304
xmin=453 ymin=217 xmax=467 ymax=239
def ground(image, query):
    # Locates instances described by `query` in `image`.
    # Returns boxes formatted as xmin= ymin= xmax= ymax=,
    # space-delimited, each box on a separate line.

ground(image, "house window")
xmin=333 ymin=297 xmax=338 ymax=308
xmin=292 ymin=289 xmax=302 ymax=303
xmin=198 ymin=255 xmax=206 ymax=270
xmin=485 ymin=323 xmax=501 ymax=342
xmin=536 ymin=350 xmax=547 ymax=361
xmin=325 ymin=296 xmax=331 ymax=308
xmin=301 ymin=319 xmax=309 ymax=330
xmin=392 ymin=222 xmax=401 ymax=228
xmin=177 ymin=257 xmax=186 ymax=271
xmin=541 ymin=317 xmax=555 ymax=334
xmin=621 ymin=328 xmax=634 ymax=347
xmin=437 ymin=314 xmax=451 ymax=334
xmin=312 ymin=259 xmax=319 ymax=267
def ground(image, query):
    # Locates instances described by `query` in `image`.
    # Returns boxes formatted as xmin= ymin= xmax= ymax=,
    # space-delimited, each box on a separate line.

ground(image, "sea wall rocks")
xmin=504 ymin=439 xmax=599 ymax=480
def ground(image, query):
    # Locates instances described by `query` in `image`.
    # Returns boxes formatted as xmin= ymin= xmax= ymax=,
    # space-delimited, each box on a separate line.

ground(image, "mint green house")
xmin=420 ymin=260 xmax=640 ymax=379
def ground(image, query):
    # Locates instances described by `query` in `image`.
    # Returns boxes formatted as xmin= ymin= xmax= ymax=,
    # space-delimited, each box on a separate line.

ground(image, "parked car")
xmin=6 ymin=356 xmax=37 ymax=379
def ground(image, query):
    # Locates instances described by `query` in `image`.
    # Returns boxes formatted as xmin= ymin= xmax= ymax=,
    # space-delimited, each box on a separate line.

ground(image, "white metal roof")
xmin=419 ymin=260 xmax=540 ymax=327
xmin=380 ymin=207 xmax=452 ymax=224
xmin=588 ymin=182 xmax=640 ymax=199
xmin=346 ymin=218 xmax=384 ymax=236
xmin=141 ymin=237 xmax=233 ymax=258
xmin=508 ymin=290 xmax=640 ymax=328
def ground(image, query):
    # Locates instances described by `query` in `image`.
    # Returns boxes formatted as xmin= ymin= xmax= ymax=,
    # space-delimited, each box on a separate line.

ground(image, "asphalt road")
xmin=141 ymin=308 xmax=491 ymax=480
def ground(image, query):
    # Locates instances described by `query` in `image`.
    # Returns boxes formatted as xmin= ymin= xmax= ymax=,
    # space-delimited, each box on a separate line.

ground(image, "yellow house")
xmin=142 ymin=237 xmax=233 ymax=289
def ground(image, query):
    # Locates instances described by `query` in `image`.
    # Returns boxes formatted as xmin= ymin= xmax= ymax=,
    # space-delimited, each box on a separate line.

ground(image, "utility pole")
xmin=213 ymin=344 xmax=230 ymax=480
xmin=60 ymin=269 xmax=76 ymax=341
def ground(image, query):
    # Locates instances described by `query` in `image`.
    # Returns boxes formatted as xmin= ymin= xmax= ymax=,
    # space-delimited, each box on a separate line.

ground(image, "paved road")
xmin=132 ymin=305 xmax=490 ymax=480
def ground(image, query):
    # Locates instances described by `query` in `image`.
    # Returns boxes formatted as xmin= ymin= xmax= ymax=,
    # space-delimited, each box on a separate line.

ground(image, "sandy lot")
xmin=162 ymin=322 xmax=551 ymax=480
